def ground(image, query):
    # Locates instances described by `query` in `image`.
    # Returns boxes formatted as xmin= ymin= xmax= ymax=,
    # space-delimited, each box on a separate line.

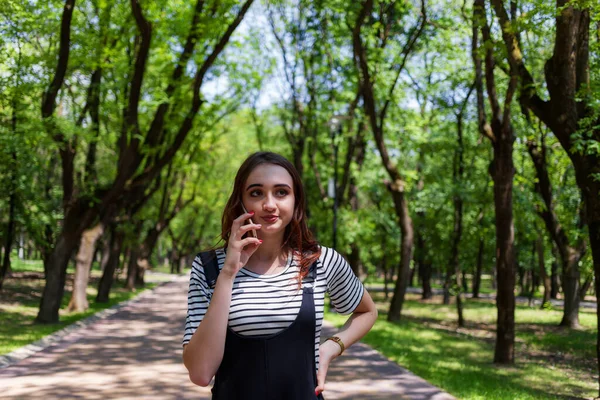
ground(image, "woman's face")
xmin=242 ymin=163 xmax=295 ymax=238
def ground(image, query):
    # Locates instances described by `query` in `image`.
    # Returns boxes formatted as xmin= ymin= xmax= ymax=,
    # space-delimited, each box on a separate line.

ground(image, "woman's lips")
xmin=261 ymin=216 xmax=278 ymax=223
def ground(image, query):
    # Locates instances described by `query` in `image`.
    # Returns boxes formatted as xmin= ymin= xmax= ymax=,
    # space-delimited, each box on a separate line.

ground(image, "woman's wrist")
xmin=217 ymin=266 xmax=237 ymax=282
xmin=321 ymin=337 xmax=343 ymax=359
xmin=325 ymin=336 xmax=345 ymax=355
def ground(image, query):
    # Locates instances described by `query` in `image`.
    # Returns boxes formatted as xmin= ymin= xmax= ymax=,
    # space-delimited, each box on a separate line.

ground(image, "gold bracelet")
xmin=326 ymin=336 xmax=345 ymax=355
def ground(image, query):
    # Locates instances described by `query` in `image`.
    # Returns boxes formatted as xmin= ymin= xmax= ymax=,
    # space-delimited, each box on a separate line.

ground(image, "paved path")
xmin=0 ymin=275 xmax=454 ymax=400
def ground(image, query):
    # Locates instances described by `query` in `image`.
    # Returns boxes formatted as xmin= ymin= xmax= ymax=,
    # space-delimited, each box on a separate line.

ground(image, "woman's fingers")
xmin=230 ymin=212 xmax=257 ymax=239
xmin=233 ymin=211 xmax=255 ymax=225
xmin=239 ymin=237 xmax=262 ymax=250
xmin=238 ymin=223 xmax=261 ymax=235
xmin=315 ymin=362 xmax=328 ymax=396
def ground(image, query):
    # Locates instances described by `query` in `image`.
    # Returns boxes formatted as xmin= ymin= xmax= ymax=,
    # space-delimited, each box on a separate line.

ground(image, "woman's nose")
xmin=262 ymin=195 xmax=276 ymax=211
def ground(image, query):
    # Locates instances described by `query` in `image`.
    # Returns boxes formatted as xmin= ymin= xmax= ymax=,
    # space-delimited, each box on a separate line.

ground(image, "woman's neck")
xmin=251 ymin=240 xmax=286 ymax=263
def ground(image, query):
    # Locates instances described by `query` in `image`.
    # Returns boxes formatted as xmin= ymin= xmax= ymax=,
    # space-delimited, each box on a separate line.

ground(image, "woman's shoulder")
xmin=315 ymin=245 xmax=344 ymax=265
xmin=192 ymin=247 xmax=226 ymax=268
xmin=316 ymin=245 xmax=339 ymax=256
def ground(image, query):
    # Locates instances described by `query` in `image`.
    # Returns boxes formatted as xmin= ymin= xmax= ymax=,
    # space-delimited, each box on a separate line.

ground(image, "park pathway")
xmin=0 ymin=275 xmax=454 ymax=400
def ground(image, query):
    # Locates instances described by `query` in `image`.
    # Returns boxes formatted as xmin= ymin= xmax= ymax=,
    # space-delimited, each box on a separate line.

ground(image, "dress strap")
xmin=197 ymin=250 xmax=219 ymax=289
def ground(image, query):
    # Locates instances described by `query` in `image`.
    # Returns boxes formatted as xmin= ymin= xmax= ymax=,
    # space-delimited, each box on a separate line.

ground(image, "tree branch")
xmin=41 ymin=0 xmax=76 ymax=119
xmin=379 ymin=0 xmax=426 ymax=125
xmin=352 ymin=0 xmax=403 ymax=185
xmin=146 ymin=0 xmax=205 ymax=148
xmin=472 ymin=0 xmax=495 ymax=143
xmin=41 ymin=0 xmax=77 ymax=212
xmin=117 ymin=0 xmax=153 ymax=180
xmin=490 ymin=0 xmax=551 ymax=129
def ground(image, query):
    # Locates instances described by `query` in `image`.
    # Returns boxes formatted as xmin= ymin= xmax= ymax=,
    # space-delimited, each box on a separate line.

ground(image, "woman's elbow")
xmin=183 ymin=347 xmax=214 ymax=387
xmin=188 ymin=371 xmax=212 ymax=387
xmin=370 ymin=308 xmax=378 ymax=325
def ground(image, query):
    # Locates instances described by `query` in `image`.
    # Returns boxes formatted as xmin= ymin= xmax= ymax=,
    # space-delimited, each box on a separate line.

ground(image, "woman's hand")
xmin=315 ymin=339 xmax=342 ymax=396
xmin=222 ymin=211 xmax=262 ymax=278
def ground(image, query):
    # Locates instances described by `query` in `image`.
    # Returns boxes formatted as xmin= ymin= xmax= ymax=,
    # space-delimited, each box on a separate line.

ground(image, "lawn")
xmin=363 ymin=273 xmax=497 ymax=295
xmin=325 ymin=290 xmax=598 ymax=400
xmin=0 ymin=259 xmax=157 ymax=356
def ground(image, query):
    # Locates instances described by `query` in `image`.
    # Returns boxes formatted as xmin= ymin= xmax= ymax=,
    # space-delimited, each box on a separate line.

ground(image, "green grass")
xmin=10 ymin=258 xmax=48 ymax=274
xmin=0 ymin=259 xmax=157 ymax=356
xmin=325 ymin=292 xmax=597 ymax=400
xmin=364 ymin=274 xmax=496 ymax=295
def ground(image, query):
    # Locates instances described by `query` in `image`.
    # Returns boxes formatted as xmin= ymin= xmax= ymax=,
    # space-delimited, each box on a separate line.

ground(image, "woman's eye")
xmin=276 ymin=189 xmax=289 ymax=196
xmin=250 ymin=190 xmax=262 ymax=197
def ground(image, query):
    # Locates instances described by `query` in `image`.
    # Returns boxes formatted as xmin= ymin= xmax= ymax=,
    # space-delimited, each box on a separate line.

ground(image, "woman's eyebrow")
xmin=246 ymin=183 xmax=292 ymax=191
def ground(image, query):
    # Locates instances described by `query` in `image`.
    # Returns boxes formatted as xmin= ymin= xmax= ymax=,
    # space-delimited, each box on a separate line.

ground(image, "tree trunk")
xmin=67 ymin=223 xmax=104 ymax=312
xmin=517 ymin=260 xmax=526 ymax=296
xmin=492 ymin=137 xmax=517 ymax=364
xmin=36 ymin=229 xmax=83 ymax=323
xmin=560 ymin=255 xmax=581 ymax=328
xmin=0 ymin=99 xmax=19 ymax=291
xmin=551 ymin=244 xmax=559 ymax=299
xmin=382 ymin=251 xmax=389 ymax=300
xmin=421 ymin=262 xmax=433 ymax=299
xmin=473 ymin=0 xmax=517 ymax=363
xmin=348 ymin=242 xmax=362 ymax=278
xmin=473 ymin=238 xmax=484 ymax=298
xmin=537 ymin=235 xmax=551 ymax=308
xmin=125 ymin=247 xmax=140 ymax=290
xmin=292 ymin=140 xmax=305 ymax=181
xmin=135 ymin=257 xmax=147 ymax=286
xmin=136 ymin=228 xmax=160 ymax=278
xmin=472 ymin=207 xmax=485 ymax=298
xmin=100 ymin=235 xmax=110 ymax=272
xmin=387 ymin=191 xmax=414 ymax=321
xmin=450 ymin=178 xmax=465 ymax=325
xmin=579 ymin=273 xmax=592 ymax=301
xmin=178 ymin=255 xmax=186 ymax=274
xmin=96 ymin=227 xmax=124 ymax=303
xmin=0 ymin=173 xmax=17 ymax=291
xmin=416 ymin=220 xmax=432 ymax=299
xmin=589 ymin=219 xmax=600 ymax=398
xmin=447 ymin=92 xmax=468 ymax=323
xmin=526 ymin=134 xmax=584 ymax=327
xmin=527 ymin=269 xmax=535 ymax=307
xmin=170 ymin=247 xmax=179 ymax=274
xmin=443 ymin=269 xmax=452 ymax=305
xmin=456 ymin=279 xmax=465 ymax=327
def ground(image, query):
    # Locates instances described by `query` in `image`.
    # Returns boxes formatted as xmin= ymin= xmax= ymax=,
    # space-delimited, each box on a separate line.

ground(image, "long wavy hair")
xmin=220 ymin=152 xmax=321 ymax=282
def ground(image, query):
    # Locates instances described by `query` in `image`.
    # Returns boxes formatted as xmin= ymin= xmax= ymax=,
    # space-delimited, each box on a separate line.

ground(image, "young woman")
xmin=182 ymin=151 xmax=377 ymax=399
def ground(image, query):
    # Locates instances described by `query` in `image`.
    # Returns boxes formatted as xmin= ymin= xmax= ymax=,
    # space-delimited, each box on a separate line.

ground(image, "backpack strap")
xmin=197 ymin=250 xmax=219 ymax=289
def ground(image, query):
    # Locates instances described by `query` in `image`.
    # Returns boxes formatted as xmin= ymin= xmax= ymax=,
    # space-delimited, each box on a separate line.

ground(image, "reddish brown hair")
xmin=220 ymin=152 xmax=321 ymax=281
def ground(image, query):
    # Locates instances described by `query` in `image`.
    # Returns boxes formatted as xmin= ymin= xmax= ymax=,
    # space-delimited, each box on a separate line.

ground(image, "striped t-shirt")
xmin=183 ymin=245 xmax=364 ymax=370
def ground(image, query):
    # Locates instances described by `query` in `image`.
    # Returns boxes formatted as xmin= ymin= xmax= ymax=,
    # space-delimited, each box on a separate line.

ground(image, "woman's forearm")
xmin=183 ymin=271 xmax=235 ymax=386
xmin=331 ymin=308 xmax=377 ymax=353
xmin=328 ymin=292 xmax=378 ymax=356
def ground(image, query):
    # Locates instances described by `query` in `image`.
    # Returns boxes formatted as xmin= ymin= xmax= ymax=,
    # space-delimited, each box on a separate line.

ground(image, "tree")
xmin=36 ymin=0 xmax=255 ymax=323
xmin=472 ymin=0 xmax=517 ymax=363
xmin=352 ymin=0 xmax=426 ymax=321
xmin=526 ymin=124 xmax=586 ymax=325
xmin=489 ymin=0 xmax=600 ymax=385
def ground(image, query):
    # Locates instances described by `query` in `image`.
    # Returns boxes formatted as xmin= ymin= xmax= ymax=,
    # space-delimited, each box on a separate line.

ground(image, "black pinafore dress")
xmin=211 ymin=263 xmax=324 ymax=400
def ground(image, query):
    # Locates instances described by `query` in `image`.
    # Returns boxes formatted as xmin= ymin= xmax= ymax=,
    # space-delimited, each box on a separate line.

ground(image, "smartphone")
xmin=241 ymin=203 xmax=258 ymax=238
